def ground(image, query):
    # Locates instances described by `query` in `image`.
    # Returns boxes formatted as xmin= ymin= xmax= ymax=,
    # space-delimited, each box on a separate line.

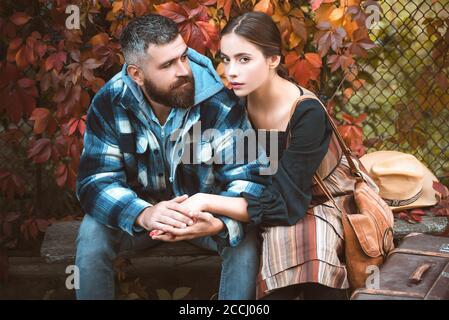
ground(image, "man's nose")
xmin=176 ymin=60 xmax=190 ymax=77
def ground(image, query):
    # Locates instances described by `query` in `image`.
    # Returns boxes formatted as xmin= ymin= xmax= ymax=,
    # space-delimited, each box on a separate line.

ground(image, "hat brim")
xmin=360 ymin=151 xmax=439 ymax=212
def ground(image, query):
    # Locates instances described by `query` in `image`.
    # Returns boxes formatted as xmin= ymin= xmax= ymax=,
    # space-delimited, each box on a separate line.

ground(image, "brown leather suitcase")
xmin=350 ymin=233 xmax=449 ymax=300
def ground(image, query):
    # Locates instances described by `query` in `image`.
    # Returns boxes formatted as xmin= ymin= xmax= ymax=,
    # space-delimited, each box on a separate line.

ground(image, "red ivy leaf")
xmin=0 ymin=170 xmax=26 ymax=200
xmin=155 ymin=2 xmax=219 ymax=55
xmin=45 ymin=51 xmax=67 ymax=72
xmin=433 ymin=181 xmax=449 ymax=200
xmin=27 ymin=138 xmax=52 ymax=163
xmin=29 ymin=108 xmax=51 ymax=134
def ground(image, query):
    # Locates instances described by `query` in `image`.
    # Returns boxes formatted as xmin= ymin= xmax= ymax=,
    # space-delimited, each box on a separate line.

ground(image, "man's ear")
xmin=269 ymin=55 xmax=281 ymax=70
xmin=127 ymin=64 xmax=144 ymax=86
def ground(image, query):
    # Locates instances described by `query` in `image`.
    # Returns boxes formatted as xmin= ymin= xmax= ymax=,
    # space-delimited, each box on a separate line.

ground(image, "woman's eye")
xmin=239 ymin=57 xmax=250 ymax=63
xmin=180 ymin=54 xmax=188 ymax=62
xmin=221 ymin=56 xmax=229 ymax=63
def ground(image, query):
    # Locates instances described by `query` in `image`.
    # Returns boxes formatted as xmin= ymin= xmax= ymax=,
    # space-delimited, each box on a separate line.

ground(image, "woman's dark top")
xmin=241 ymin=97 xmax=333 ymax=226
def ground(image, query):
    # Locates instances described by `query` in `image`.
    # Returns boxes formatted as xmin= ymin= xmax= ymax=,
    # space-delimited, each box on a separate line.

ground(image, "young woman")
xmin=155 ymin=11 xmax=360 ymax=299
xmin=216 ymin=11 xmax=349 ymax=300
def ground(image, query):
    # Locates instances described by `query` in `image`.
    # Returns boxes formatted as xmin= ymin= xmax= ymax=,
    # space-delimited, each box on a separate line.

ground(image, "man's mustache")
xmin=171 ymin=76 xmax=193 ymax=89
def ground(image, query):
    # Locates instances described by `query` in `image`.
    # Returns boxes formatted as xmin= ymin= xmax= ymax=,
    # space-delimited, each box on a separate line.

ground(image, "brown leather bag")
xmin=288 ymin=89 xmax=395 ymax=289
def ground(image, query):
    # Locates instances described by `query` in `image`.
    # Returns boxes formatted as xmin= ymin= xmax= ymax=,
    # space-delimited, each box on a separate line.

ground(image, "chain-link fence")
xmin=345 ymin=0 xmax=449 ymax=185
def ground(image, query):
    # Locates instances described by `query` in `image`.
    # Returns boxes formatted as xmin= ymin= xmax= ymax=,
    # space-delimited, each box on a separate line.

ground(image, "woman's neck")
xmin=247 ymin=74 xmax=287 ymax=112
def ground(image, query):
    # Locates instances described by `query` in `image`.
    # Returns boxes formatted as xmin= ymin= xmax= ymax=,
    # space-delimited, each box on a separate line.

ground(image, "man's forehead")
xmin=146 ymin=35 xmax=187 ymax=62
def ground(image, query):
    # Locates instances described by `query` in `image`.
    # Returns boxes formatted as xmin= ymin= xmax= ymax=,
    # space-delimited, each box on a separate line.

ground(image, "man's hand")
xmin=151 ymin=211 xmax=224 ymax=242
xmin=135 ymin=195 xmax=197 ymax=233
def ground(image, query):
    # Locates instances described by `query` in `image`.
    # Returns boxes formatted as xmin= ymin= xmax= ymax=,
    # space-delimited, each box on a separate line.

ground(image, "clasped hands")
xmin=135 ymin=193 xmax=224 ymax=242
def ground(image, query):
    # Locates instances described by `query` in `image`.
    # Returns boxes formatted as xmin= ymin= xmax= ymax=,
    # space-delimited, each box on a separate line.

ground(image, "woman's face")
xmin=220 ymin=33 xmax=272 ymax=97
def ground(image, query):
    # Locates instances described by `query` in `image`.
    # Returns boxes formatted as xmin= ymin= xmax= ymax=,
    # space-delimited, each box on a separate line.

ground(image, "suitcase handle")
xmin=409 ymin=263 xmax=432 ymax=284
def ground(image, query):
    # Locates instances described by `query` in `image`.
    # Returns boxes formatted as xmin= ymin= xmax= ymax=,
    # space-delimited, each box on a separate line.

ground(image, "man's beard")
xmin=143 ymin=75 xmax=195 ymax=109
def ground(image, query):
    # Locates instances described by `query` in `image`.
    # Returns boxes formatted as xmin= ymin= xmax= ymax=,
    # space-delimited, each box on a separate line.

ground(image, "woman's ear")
xmin=127 ymin=64 xmax=144 ymax=86
xmin=269 ymin=55 xmax=281 ymax=70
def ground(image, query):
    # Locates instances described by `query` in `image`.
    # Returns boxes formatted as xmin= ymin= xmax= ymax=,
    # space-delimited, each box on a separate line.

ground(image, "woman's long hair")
xmin=220 ymin=11 xmax=293 ymax=82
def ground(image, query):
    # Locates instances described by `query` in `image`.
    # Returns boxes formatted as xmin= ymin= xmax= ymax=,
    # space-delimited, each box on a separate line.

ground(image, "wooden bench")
xmin=40 ymin=211 xmax=449 ymax=264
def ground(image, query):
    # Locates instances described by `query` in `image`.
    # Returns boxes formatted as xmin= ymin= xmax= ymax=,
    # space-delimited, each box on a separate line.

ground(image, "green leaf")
xmin=173 ymin=287 xmax=192 ymax=300
xmin=156 ymin=289 xmax=172 ymax=300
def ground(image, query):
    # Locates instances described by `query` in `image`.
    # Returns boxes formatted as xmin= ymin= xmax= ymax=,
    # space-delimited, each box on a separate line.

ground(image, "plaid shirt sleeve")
xmin=211 ymin=105 xmax=269 ymax=247
xmin=76 ymin=94 xmax=152 ymax=236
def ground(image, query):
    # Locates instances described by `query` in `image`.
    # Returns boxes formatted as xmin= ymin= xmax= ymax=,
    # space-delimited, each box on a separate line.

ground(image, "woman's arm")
xmin=180 ymin=193 xmax=251 ymax=222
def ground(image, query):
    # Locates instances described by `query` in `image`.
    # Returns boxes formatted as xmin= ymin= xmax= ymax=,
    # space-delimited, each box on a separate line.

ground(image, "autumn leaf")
xmin=54 ymin=163 xmax=76 ymax=189
xmin=0 ymin=128 xmax=24 ymax=145
xmin=310 ymin=0 xmax=334 ymax=11
xmin=314 ymin=24 xmax=347 ymax=57
xmin=347 ymin=28 xmax=376 ymax=58
xmin=173 ymin=287 xmax=192 ymax=300
xmin=27 ymin=138 xmax=52 ymax=164
xmin=329 ymin=7 xmax=345 ymax=22
xmin=155 ymin=2 xmax=219 ymax=55
xmin=10 ymin=12 xmax=32 ymax=26
xmin=338 ymin=112 xmax=366 ymax=155
xmin=432 ymin=181 xmax=449 ymax=200
xmin=0 ymin=170 xmax=26 ymax=200
xmin=53 ymin=84 xmax=82 ymax=118
xmin=45 ymin=51 xmax=67 ymax=72
xmin=305 ymin=52 xmax=322 ymax=68
xmin=67 ymin=116 xmax=87 ymax=136
xmin=0 ymin=68 xmax=37 ymax=124
xmin=285 ymin=52 xmax=322 ymax=87
xmin=89 ymin=33 xmax=122 ymax=70
xmin=254 ymin=0 xmax=274 ymax=16
xmin=217 ymin=0 xmax=240 ymax=20
xmin=29 ymin=108 xmax=56 ymax=135
xmin=327 ymin=53 xmax=355 ymax=72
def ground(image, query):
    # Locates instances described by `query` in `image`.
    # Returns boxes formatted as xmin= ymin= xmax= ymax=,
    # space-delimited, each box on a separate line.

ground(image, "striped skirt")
xmin=256 ymin=156 xmax=378 ymax=299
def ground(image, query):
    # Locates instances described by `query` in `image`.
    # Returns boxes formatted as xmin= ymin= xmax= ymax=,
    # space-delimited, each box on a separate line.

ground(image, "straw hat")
xmin=359 ymin=151 xmax=439 ymax=212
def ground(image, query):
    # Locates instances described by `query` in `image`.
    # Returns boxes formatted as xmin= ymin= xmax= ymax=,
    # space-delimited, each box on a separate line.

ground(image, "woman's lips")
xmin=231 ymin=82 xmax=244 ymax=90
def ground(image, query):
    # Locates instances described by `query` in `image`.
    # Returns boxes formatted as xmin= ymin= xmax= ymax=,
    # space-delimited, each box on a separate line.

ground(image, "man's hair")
xmin=119 ymin=14 xmax=179 ymax=66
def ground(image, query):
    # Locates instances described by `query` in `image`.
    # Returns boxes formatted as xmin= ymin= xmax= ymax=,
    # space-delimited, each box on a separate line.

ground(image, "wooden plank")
xmin=41 ymin=211 xmax=449 ymax=264
xmin=40 ymin=221 xmax=217 ymax=264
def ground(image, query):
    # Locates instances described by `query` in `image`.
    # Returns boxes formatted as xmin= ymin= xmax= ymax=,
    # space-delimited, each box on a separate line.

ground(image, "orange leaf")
xmin=310 ymin=0 xmax=336 ymax=11
xmin=304 ymin=53 xmax=322 ymax=68
xmin=329 ymin=7 xmax=345 ymax=22
xmin=217 ymin=0 xmax=233 ymax=20
xmin=89 ymin=33 xmax=110 ymax=47
xmin=254 ymin=0 xmax=274 ymax=16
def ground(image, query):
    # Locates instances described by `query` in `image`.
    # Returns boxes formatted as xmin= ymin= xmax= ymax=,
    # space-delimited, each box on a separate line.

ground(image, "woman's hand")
xmin=178 ymin=192 xmax=210 ymax=214
xmin=148 ymin=193 xmax=211 ymax=239
xmin=151 ymin=211 xmax=225 ymax=242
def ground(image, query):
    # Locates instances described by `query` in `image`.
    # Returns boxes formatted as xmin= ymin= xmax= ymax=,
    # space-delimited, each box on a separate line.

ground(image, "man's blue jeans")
xmin=75 ymin=214 xmax=260 ymax=300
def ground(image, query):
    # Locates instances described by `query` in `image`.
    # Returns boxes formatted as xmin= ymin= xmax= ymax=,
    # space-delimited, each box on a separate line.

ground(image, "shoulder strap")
xmin=286 ymin=87 xmax=363 ymax=178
